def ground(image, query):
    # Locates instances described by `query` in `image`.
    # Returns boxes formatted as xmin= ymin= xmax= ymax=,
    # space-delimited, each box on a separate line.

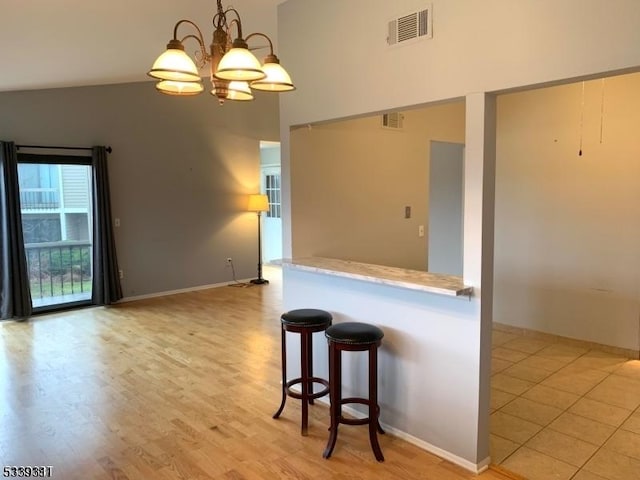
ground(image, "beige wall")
xmin=290 ymin=102 xmax=465 ymax=270
xmin=494 ymin=72 xmax=640 ymax=351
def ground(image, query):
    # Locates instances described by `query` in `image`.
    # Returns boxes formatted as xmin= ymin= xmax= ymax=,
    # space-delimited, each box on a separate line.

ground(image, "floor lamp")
xmin=248 ymin=194 xmax=269 ymax=285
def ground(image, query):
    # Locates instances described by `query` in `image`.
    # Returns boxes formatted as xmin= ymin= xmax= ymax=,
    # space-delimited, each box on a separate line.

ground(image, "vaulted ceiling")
xmin=0 ymin=0 xmax=284 ymax=92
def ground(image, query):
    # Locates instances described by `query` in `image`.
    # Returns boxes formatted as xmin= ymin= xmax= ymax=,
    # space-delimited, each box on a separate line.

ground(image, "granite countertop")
xmin=283 ymin=257 xmax=473 ymax=297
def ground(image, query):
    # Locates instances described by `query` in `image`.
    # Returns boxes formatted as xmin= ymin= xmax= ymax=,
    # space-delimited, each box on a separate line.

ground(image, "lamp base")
xmin=250 ymin=278 xmax=269 ymax=285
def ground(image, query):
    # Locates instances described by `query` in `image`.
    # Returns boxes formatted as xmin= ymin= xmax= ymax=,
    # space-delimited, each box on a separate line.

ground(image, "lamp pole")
xmin=250 ymin=209 xmax=268 ymax=285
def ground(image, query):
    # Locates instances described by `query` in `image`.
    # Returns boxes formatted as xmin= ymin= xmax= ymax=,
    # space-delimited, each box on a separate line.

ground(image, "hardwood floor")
xmin=0 ymin=268 xmax=512 ymax=480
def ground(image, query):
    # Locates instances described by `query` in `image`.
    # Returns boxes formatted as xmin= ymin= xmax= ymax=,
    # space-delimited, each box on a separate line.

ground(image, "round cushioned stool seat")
xmin=282 ymin=308 xmax=333 ymax=328
xmin=325 ymin=322 xmax=384 ymax=345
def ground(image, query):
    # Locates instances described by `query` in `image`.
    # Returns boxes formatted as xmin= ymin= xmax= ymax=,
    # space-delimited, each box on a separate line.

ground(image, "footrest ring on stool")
xmin=338 ymin=397 xmax=383 ymax=427
xmin=285 ymin=377 xmax=330 ymax=400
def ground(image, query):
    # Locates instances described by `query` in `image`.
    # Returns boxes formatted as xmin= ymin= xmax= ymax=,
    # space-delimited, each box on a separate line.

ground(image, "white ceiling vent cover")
xmin=387 ymin=6 xmax=432 ymax=46
xmin=382 ymin=113 xmax=404 ymax=130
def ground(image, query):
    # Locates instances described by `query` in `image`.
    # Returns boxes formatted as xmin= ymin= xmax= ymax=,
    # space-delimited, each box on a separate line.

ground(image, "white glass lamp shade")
xmin=210 ymin=81 xmax=253 ymax=101
xmin=247 ymin=194 xmax=269 ymax=212
xmin=227 ymin=81 xmax=254 ymax=101
xmin=148 ymin=48 xmax=201 ymax=82
xmin=251 ymin=61 xmax=295 ymax=92
xmin=215 ymin=47 xmax=266 ymax=82
xmin=155 ymin=80 xmax=204 ymax=96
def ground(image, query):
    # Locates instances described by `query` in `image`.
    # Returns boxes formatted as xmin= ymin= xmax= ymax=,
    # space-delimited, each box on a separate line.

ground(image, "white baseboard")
xmin=118 ymin=278 xmax=253 ymax=303
xmin=380 ymin=421 xmax=490 ymax=473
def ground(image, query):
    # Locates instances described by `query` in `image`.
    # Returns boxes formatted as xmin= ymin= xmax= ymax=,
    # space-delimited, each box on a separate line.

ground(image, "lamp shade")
xmin=227 ymin=81 xmax=254 ymax=101
xmin=156 ymin=80 xmax=204 ymax=96
xmin=215 ymin=47 xmax=266 ymax=82
xmin=148 ymin=47 xmax=201 ymax=82
xmin=248 ymin=194 xmax=269 ymax=212
xmin=210 ymin=81 xmax=254 ymax=102
xmin=251 ymin=61 xmax=295 ymax=92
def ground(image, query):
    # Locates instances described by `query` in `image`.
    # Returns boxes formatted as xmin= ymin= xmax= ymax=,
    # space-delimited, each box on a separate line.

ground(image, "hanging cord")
xmin=578 ymin=81 xmax=585 ymax=156
xmin=599 ymin=78 xmax=606 ymax=144
xmin=227 ymin=259 xmax=251 ymax=288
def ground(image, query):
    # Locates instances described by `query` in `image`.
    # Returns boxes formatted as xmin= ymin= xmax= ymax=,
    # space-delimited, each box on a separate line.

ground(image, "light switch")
xmin=418 ymin=225 xmax=425 ymax=237
xmin=114 ymin=218 xmax=121 ymax=227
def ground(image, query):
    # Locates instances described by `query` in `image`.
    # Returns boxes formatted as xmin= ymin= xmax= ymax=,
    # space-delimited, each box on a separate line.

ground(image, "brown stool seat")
xmin=323 ymin=321 xmax=385 ymax=462
xmin=273 ymin=309 xmax=332 ymax=435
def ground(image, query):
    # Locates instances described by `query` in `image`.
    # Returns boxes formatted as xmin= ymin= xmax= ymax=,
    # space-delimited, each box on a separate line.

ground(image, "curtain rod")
xmin=16 ymin=144 xmax=112 ymax=153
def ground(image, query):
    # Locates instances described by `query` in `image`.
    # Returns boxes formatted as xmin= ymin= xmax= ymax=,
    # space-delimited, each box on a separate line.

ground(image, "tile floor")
xmin=490 ymin=328 xmax=640 ymax=480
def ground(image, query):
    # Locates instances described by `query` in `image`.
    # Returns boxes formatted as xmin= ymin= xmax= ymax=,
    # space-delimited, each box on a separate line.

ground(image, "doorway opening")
xmin=260 ymin=141 xmax=282 ymax=264
xmin=428 ymin=141 xmax=464 ymax=275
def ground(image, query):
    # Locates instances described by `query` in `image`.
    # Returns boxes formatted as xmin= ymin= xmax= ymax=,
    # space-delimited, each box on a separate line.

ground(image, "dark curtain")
xmin=91 ymin=146 xmax=123 ymax=305
xmin=0 ymin=141 xmax=32 ymax=319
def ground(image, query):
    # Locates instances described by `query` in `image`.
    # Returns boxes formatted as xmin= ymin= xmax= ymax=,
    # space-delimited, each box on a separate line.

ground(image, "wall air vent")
xmin=387 ymin=6 xmax=432 ymax=46
xmin=382 ymin=112 xmax=404 ymax=130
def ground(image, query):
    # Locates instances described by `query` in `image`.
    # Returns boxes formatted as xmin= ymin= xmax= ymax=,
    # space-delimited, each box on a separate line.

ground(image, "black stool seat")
xmin=324 ymin=322 xmax=385 ymax=462
xmin=282 ymin=308 xmax=333 ymax=328
xmin=325 ymin=322 xmax=384 ymax=345
xmin=273 ymin=309 xmax=332 ymax=436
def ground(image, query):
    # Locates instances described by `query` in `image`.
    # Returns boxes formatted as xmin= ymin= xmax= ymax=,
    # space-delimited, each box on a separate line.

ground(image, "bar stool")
xmin=323 ymin=321 xmax=385 ymax=462
xmin=273 ymin=308 xmax=332 ymax=435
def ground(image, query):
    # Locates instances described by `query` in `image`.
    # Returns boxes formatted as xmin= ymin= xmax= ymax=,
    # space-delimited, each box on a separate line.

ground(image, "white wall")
xmin=278 ymin=0 xmax=640 ymax=468
xmin=494 ymin=73 xmax=640 ymax=351
xmin=279 ymin=0 xmax=640 ymax=129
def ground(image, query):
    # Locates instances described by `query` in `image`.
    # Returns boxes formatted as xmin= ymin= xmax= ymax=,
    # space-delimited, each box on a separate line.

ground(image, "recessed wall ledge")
xmin=283 ymin=257 xmax=473 ymax=298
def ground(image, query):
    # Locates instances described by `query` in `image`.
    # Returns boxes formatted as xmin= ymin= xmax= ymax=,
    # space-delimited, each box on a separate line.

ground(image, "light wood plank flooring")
xmin=0 ymin=267 xmax=512 ymax=480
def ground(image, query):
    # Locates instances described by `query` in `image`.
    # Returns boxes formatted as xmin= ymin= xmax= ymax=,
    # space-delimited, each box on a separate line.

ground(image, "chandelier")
xmin=147 ymin=0 xmax=295 ymax=104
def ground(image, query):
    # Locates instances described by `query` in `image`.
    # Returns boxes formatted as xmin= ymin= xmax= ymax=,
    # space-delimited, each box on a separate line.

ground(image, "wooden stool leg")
xmin=273 ymin=325 xmax=287 ymax=419
xmin=373 ymin=343 xmax=385 ymax=433
xmin=307 ymin=331 xmax=315 ymax=405
xmin=300 ymin=330 xmax=310 ymax=436
xmin=368 ymin=345 xmax=384 ymax=462
xmin=323 ymin=342 xmax=340 ymax=458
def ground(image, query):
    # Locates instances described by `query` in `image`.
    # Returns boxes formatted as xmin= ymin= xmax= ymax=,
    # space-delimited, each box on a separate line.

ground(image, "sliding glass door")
xmin=17 ymin=155 xmax=93 ymax=311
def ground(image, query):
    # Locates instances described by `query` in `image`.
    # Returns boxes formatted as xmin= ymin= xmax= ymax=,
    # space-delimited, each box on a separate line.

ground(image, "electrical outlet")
xmin=119 ymin=269 xmax=124 ymax=279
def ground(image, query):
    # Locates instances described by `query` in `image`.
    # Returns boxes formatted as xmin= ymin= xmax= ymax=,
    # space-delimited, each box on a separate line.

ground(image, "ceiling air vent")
xmin=387 ymin=6 xmax=432 ymax=46
xmin=382 ymin=112 xmax=404 ymax=130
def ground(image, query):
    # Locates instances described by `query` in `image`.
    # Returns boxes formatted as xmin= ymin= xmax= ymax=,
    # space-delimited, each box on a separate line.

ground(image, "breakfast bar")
xmin=282 ymin=256 xmax=488 ymax=471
